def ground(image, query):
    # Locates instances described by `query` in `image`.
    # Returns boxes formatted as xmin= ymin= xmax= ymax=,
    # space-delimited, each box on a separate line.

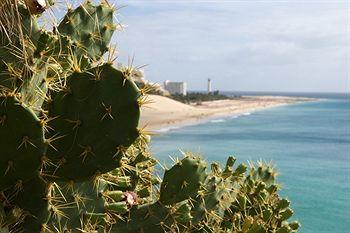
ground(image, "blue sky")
xmin=55 ymin=1 xmax=349 ymax=92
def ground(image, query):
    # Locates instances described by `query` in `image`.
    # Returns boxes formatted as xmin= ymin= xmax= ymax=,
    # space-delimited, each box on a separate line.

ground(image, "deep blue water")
xmin=150 ymin=96 xmax=350 ymax=233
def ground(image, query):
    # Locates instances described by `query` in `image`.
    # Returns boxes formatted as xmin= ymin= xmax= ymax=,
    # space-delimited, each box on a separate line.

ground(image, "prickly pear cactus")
xmin=0 ymin=0 xmax=142 ymax=231
xmin=0 ymin=1 xmax=300 ymax=232
xmin=110 ymin=155 xmax=300 ymax=233
xmin=221 ymin=163 xmax=300 ymax=233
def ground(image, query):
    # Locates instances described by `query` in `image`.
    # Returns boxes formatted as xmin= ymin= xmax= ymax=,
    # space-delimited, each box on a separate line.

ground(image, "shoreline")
xmin=139 ymin=95 xmax=316 ymax=132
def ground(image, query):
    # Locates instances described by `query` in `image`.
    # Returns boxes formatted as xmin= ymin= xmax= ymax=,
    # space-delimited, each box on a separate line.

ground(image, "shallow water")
xmin=151 ymin=97 xmax=350 ymax=233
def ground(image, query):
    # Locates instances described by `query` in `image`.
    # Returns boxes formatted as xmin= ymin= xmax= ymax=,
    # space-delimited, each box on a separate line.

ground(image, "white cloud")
xmin=113 ymin=0 xmax=349 ymax=92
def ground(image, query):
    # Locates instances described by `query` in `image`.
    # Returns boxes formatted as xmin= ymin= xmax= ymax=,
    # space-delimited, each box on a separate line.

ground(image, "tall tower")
xmin=207 ymin=78 xmax=212 ymax=93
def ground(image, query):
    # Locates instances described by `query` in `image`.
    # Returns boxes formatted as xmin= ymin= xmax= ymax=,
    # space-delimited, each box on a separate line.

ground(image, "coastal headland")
xmin=140 ymin=95 xmax=314 ymax=131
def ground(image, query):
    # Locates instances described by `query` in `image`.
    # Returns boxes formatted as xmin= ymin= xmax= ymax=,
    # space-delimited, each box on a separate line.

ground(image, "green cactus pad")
xmin=174 ymin=202 xmax=193 ymax=224
xmin=159 ymin=156 xmax=207 ymax=205
xmin=111 ymin=202 xmax=176 ymax=233
xmin=192 ymin=176 xmax=225 ymax=223
xmin=0 ymin=95 xmax=46 ymax=191
xmin=5 ymin=175 xmax=50 ymax=232
xmin=46 ymin=64 xmax=140 ymax=181
xmin=192 ymin=158 xmax=242 ymax=224
xmin=250 ymin=164 xmax=276 ymax=185
xmin=34 ymin=30 xmax=91 ymax=73
xmin=57 ymin=2 xmax=116 ymax=63
xmin=48 ymin=179 xmax=108 ymax=231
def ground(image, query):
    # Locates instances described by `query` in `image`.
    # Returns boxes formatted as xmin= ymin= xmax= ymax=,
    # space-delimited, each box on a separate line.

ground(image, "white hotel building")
xmin=163 ymin=80 xmax=187 ymax=96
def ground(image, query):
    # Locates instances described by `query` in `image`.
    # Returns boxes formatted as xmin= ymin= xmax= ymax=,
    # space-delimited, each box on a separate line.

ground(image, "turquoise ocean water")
xmin=150 ymin=94 xmax=350 ymax=233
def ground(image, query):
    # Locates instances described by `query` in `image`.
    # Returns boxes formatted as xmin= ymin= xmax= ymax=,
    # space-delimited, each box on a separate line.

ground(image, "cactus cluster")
xmin=110 ymin=155 xmax=300 ymax=233
xmin=0 ymin=1 xmax=300 ymax=232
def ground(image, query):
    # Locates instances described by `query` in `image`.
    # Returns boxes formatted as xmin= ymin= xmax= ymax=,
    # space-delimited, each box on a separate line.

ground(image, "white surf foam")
xmin=210 ymin=119 xmax=226 ymax=123
xmin=155 ymin=125 xmax=181 ymax=133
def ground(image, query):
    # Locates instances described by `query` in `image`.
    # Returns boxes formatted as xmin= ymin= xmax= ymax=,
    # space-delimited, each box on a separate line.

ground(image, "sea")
xmin=150 ymin=92 xmax=350 ymax=233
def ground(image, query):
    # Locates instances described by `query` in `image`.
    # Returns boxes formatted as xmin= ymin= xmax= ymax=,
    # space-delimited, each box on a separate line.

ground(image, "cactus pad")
xmin=111 ymin=202 xmax=179 ymax=233
xmin=57 ymin=2 xmax=116 ymax=64
xmin=159 ymin=156 xmax=207 ymax=205
xmin=0 ymin=95 xmax=46 ymax=191
xmin=5 ymin=175 xmax=50 ymax=232
xmin=46 ymin=64 xmax=140 ymax=181
xmin=47 ymin=179 xmax=108 ymax=231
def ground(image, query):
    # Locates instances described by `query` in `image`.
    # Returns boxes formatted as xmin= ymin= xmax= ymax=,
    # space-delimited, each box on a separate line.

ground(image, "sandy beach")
xmin=139 ymin=95 xmax=314 ymax=131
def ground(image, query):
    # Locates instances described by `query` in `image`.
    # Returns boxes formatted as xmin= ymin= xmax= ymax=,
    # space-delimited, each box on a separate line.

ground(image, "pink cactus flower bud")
xmin=123 ymin=191 xmax=138 ymax=207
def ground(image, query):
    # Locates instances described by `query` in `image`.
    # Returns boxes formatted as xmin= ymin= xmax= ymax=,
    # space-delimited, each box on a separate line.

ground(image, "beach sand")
xmin=139 ymin=95 xmax=313 ymax=131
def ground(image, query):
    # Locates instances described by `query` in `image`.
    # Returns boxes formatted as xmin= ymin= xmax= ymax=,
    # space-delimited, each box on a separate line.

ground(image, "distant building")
xmin=164 ymin=80 xmax=187 ymax=96
xmin=207 ymin=78 xmax=212 ymax=93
